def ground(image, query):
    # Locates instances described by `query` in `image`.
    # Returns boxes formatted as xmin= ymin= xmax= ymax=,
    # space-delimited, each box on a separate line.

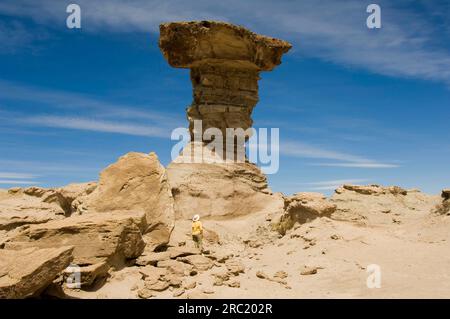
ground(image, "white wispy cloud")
xmin=0 ymin=80 xmax=182 ymax=124
xmin=311 ymin=162 xmax=399 ymax=168
xmin=1 ymin=0 xmax=449 ymax=84
xmin=0 ymin=159 xmax=100 ymax=174
xmin=0 ymin=172 xmax=40 ymax=186
xmin=22 ymin=115 xmax=169 ymax=138
xmin=0 ymin=20 xmax=33 ymax=53
xmin=0 ymin=180 xmax=39 ymax=185
xmin=0 ymin=172 xmax=38 ymax=179
xmin=0 ymin=80 xmax=184 ymax=138
xmin=281 ymin=141 xmax=398 ymax=169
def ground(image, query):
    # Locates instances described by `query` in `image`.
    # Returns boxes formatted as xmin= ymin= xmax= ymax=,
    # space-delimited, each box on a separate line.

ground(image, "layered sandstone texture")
xmin=167 ymin=153 xmax=284 ymax=219
xmin=1 ymin=152 xmax=176 ymax=294
xmin=330 ymin=184 xmax=441 ymax=225
xmin=0 ymin=183 xmax=96 ymax=247
xmin=272 ymin=193 xmax=337 ymax=235
xmin=160 ymin=21 xmax=290 ymax=219
xmin=0 ymin=246 xmax=73 ymax=298
xmin=78 ymin=152 xmax=175 ymax=250
xmin=159 ymin=21 xmax=292 ymax=150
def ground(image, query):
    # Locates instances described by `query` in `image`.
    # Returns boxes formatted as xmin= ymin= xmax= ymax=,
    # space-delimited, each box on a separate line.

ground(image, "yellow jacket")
xmin=192 ymin=221 xmax=203 ymax=236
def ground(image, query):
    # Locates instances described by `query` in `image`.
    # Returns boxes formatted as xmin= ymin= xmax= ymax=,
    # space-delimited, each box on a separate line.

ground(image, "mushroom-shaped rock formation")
xmin=159 ymin=21 xmax=290 ymax=220
xmin=159 ymin=21 xmax=291 ymax=155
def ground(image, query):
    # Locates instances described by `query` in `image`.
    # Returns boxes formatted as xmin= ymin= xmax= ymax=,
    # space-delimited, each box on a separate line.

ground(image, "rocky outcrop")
xmin=78 ymin=152 xmax=175 ymax=250
xmin=0 ymin=183 xmax=96 ymax=232
xmin=331 ymin=184 xmax=441 ymax=224
xmin=6 ymin=211 xmax=146 ymax=267
xmin=59 ymin=182 xmax=97 ymax=213
xmin=133 ymin=245 xmax=223 ymax=298
xmin=0 ymin=183 xmax=96 ymax=248
xmin=63 ymin=261 xmax=110 ymax=287
xmin=134 ymin=245 xmax=249 ymax=298
xmin=433 ymin=189 xmax=450 ymax=215
xmin=442 ymin=189 xmax=450 ymax=201
xmin=435 ymin=201 xmax=450 ymax=215
xmin=284 ymin=193 xmax=337 ymax=219
xmin=272 ymin=193 xmax=336 ymax=235
xmin=336 ymin=184 xmax=407 ymax=196
xmin=0 ymin=152 xmax=177 ymax=289
xmin=160 ymin=21 xmax=291 ymax=155
xmin=167 ymin=158 xmax=284 ymax=219
xmin=0 ymin=246 xmax=73 ymax=298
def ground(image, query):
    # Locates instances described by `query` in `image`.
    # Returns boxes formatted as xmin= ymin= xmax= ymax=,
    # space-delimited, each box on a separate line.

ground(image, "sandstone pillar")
xmin=159 ymin=21 xmax=291 ymax=159
xmin=159 ymin=21 xmax=291 ymax=220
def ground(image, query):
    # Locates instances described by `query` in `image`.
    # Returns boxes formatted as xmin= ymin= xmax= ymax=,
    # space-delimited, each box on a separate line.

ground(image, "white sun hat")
xmin=192 ymin=214 xmax=200 ymax=222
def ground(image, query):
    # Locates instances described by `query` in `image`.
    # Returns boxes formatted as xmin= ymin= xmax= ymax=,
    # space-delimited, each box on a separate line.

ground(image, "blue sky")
xmin=0 ymin=0 xmax=449 ymax=195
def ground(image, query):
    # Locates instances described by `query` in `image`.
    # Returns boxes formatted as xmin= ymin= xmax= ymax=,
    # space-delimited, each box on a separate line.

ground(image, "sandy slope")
xmin=63 ymin=196 xmax=450 ymax=299
xmin=2 ymin=179 xmax=449 ymax=299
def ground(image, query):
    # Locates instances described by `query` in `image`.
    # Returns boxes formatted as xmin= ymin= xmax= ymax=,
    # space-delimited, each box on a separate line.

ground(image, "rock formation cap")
xmin=159 ymin=20 xmax=292 ymax=71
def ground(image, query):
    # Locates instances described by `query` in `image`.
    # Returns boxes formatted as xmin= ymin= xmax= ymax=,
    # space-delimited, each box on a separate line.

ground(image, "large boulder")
xmin=78 ymin=152 xmax=175 ymax=250
xmin=167 ymin=146 xmax=283 ymax=219
xmin=284 ymin=193 xmax=337 ymax=219
xmin=6 ymin=211 xmax=146 ymax=267
xmin=272 ymin=193 xmax=336 ymax=235
xmin=0 ymin=246 xmax=73 ymax=299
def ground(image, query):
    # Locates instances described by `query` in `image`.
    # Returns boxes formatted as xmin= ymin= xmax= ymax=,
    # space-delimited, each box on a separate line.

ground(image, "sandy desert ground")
xmin=2 ymin=171 xmax=449 ymax=299
xmin=64 ymin=188 xmax=450 ymax=299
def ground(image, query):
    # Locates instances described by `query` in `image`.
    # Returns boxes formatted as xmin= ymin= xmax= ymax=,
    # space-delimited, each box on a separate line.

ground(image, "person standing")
xmin=191 ymin=214 xmax=203 ymax=251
